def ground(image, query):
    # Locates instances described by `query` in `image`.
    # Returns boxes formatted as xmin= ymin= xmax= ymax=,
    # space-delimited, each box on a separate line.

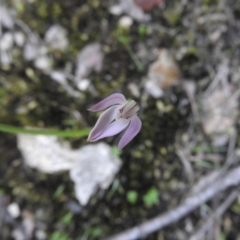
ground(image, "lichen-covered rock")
xmin=17 ymin=134 xmax=77 ymax=173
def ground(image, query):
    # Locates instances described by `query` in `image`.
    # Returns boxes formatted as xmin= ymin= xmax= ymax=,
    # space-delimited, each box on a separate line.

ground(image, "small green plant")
xmin=127 ymin=190 xmax=138 ymax=204
xmin=59 ymin=212 xmax=73 ymax=225
xmin=143 ymin=187 xmax=159 ymax=207
xmin=0 ymin=189 xmax=4 ymax=195
xmin=219 ymin=231 xmax=226 ymax=240
xmin=138 ymin=25 xmax=148 ymax=36
xmin=54 ymin=185 xmax=65 ymax=199
xmin=112 ymin=145 xmax=122 ymax=157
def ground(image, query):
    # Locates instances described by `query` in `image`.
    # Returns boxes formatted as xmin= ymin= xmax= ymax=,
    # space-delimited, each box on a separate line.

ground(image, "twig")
xmin=204 ymin=60 xmax=229 ymax=96
xmin=189 ymin=189 xmax=239 ymax=240
xmin=176 ymin=149 xmax=194 ymax=181
xmin=0 ymin=0 xmax=2 ymax=39
xmin=105 ymin=166 xmax=240 ymax=240
xmin=225 ymin=129 xmax=237 ymax=167
xmin=123 ymin=43 xmax=144 ymax=72
xmin=183 ymin=81 xmax=201 ymax=124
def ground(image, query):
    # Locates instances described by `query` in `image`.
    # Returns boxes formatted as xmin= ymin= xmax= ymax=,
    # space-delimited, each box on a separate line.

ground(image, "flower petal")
xmin=90 ymin=119 xmax=129 ymax=141
xmin=118 ymin=115 xmax=142 ymax=150
xmin=87 ymin=105 xmax=119 ymax=141
xmin=88 ymin=93 xmax=126 ymax=112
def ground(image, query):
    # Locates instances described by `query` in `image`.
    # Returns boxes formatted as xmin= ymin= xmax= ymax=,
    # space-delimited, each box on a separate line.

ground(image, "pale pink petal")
xmin=90 ymin=119 xmax=129 ymax=141
xmin=88 ymin=105 xmax=119 ymax=141
xmin=118 ymin=115 xmax=142 ymax=150
xmin=88 ymin=93 xmax=126 ymax=112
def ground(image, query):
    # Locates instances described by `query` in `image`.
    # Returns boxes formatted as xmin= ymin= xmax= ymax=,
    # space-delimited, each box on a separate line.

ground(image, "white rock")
xmin=7 ymin=203 xmax=20 ymax=218
xmin=145 ymin=79 xmax=163 ymax=98
xmin=35 ymin=230 xmax=47 ymax=240
xmin=0 ymin=32 xmax=14 ymax=50
xmin=24 ymin=43 xmax=39 ymax=60
xmin=12 ymin=228 xmax=25 ymax=240
xmin=109 ymin=5 xmax=123 ymax=16
xmin=0 ymin=7 xmax=14 ymax=29
xmin=17 ymin=135 xmax=78 ymax=173
xmin=0 ymin=50 xmax=12 ymax=66
xmin=70 ymin=143 xmax=122 ymax=205
xmin=77 ymin=79 xmax=90 ymax=91
xmin=44 ymin=24 xmax=68 ymax=51
xmin=34 ymin=56 xmax=51 ymax=71
xmin=18 ymin=135 xmax=122 ymax=206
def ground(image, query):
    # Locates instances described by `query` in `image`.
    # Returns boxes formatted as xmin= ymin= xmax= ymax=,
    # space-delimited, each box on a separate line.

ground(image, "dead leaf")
xmin=145 ymin=49 xmax=181 ymax=98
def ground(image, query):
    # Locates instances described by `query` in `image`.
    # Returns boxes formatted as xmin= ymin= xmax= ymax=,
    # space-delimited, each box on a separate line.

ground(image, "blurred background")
xmin=0 ymin=0 xmax=240 ymax=239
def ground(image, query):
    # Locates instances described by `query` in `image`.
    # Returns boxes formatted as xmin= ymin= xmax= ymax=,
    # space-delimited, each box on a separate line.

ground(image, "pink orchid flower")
xmin=87 ymin=93 xmax=142 ymax=150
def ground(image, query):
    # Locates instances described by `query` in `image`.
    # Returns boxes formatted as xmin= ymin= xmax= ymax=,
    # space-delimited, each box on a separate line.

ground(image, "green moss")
xmin=37 ymin=2 xmax=48 ymax=18
xmin=52 ymin=3 xmax=62 ymax=17
xmin=164 ymin=10 xmax=182 ymax=26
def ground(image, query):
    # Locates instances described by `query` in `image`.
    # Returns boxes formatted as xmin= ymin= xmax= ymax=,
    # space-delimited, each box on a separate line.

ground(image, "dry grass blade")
xmin=189 ymin=189 xmax=240 ymax=240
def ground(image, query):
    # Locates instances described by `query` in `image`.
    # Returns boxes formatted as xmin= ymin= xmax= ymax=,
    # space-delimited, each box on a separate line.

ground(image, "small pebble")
xmin=7 ymin=203 xmax=20 ymax=219
xmin=118 ymin=16 xmax=133 ymax=29
xmin=109 ymin=5 xmax=123 ymax=15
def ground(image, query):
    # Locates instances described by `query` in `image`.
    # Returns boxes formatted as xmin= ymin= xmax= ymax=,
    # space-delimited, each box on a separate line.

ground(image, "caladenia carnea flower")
xmin=87 ymin=93 xmax=142 ymax=150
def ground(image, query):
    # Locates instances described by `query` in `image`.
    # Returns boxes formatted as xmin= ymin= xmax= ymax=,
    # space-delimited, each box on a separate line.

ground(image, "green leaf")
xmin=107 ymin=179 xmax=120 ymax=200
xmin=91 ymin=227 xmax=102 ymax=238
xmin=54 ymin=185 xmax=65 ymax=199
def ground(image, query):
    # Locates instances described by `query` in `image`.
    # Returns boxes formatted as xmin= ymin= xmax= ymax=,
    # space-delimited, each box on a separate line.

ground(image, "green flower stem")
xmin=0 ymin=123 xmax=90 ymax=138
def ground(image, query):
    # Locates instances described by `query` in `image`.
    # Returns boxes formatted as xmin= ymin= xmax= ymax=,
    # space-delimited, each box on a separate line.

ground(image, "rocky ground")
xmin=0 ymin=0 xmax=240 ymax=239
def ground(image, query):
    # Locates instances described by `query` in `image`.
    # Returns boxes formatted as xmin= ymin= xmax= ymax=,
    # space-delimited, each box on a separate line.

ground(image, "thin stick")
xmin=177 ymin=149 xmax=194 ymax=181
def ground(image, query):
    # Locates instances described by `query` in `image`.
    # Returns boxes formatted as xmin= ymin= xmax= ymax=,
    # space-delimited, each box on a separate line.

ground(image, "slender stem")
xmin=0 ymin=123 xmax=90 ymax=138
